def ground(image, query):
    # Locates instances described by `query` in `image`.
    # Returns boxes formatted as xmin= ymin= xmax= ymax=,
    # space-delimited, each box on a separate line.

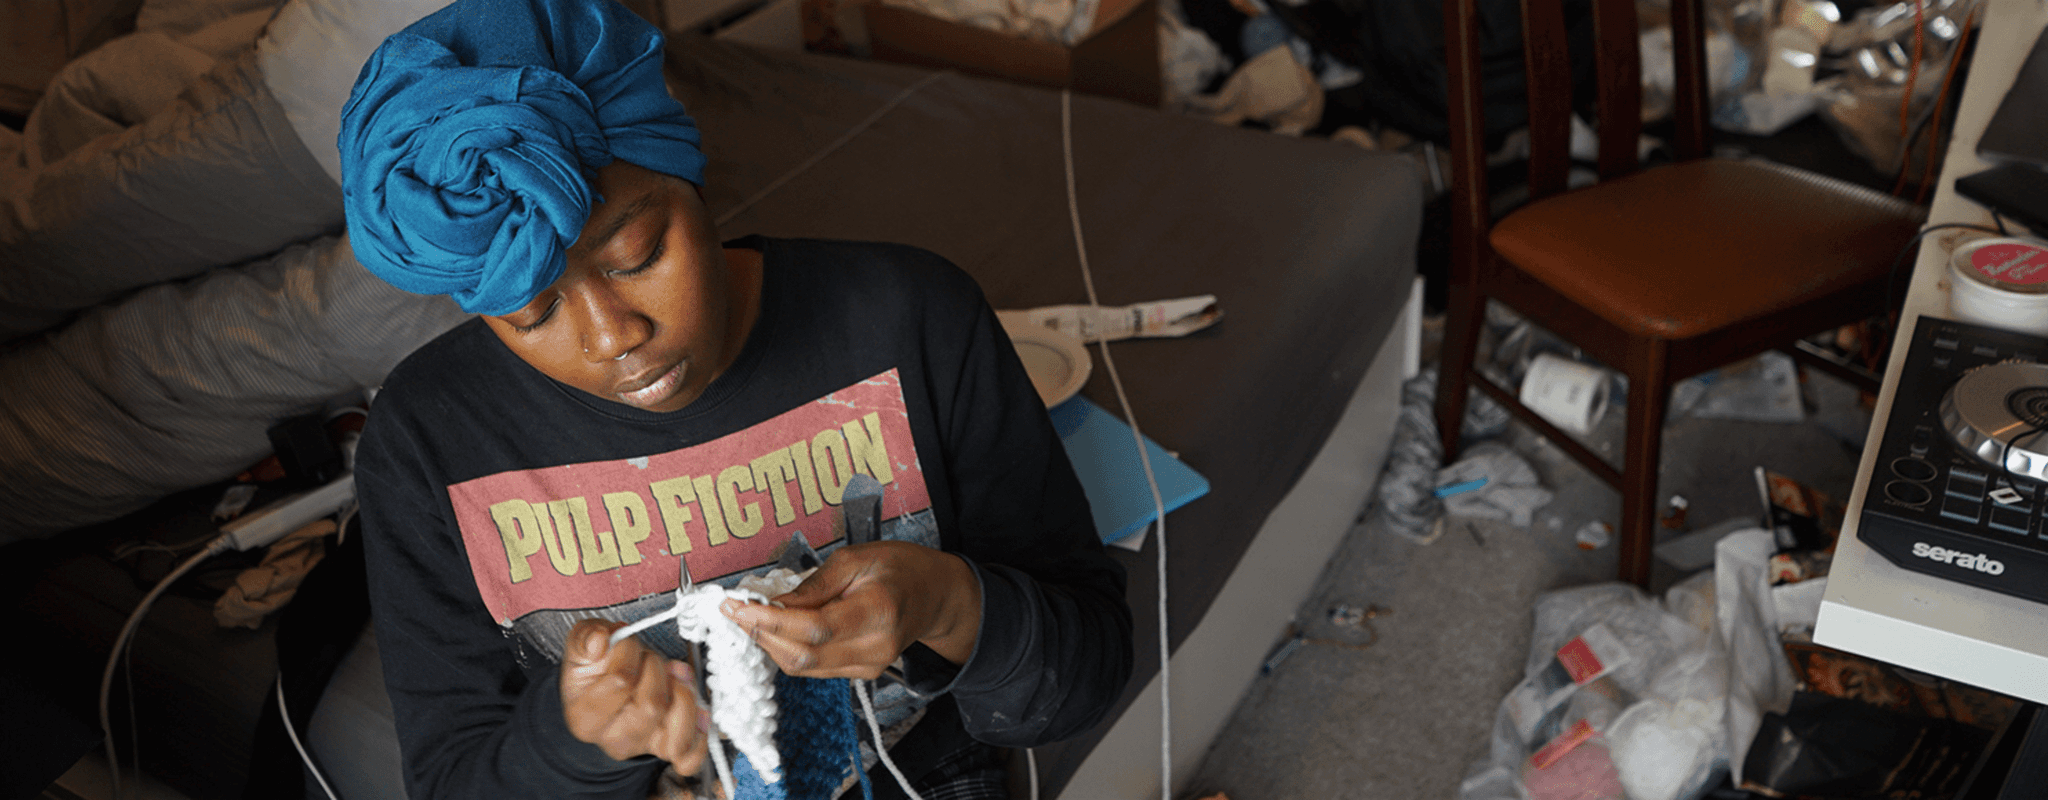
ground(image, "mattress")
xmin=672 ymin=37 xmax=1425 ymax=796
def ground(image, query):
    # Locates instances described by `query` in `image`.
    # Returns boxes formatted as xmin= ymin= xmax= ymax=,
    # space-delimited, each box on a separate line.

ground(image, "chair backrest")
xmin=1442 ymin=0 xmax=1712 ymax=224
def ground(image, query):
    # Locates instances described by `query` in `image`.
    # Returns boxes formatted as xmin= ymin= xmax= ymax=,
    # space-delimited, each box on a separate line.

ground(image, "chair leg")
xmin=1435 ymin=285 xmax=1485 ymax=462
xmin=1617 ymin=338 xmax=1671 ymax=587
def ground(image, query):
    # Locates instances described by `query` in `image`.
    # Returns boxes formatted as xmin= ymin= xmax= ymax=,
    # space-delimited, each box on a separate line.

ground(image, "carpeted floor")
xmin=1181 ymin=354 xmax=1871 ymax=800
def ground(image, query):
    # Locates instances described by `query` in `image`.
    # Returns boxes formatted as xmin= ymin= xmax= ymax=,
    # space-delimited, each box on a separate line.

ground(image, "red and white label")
xmin=1967 ymin=242 xmax=2048 ymax=285
xmin=1555 ymin=637 xmax=1606 ymax=685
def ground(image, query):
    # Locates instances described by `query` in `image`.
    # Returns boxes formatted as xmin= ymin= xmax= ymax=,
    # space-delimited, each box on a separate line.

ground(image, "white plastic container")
xmin=1949 ymin=237 xmax=2048 ymax=336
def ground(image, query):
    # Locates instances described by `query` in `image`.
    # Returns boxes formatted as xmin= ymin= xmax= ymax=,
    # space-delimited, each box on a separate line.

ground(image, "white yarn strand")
xmin=1061 ymin=89 xmax=1172 ymax=800
xmin=856 ymin=679 xmax=925 ymax=800
xmin=704 ymin=715 xmax=737 ymax=800
xmin=715 ymin=71 xmax=948 ymax=229
xmin=607 ymin=606 xmax=675 ymax=643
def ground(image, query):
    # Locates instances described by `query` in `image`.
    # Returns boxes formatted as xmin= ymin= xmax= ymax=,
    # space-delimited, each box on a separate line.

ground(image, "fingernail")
xmin=720 ymin=599 xmax=741 ymax=616
xmin=669 ymin=661 xmax=695 ymax=685
xmin=697 ymin=712 xmax=710 ymax=732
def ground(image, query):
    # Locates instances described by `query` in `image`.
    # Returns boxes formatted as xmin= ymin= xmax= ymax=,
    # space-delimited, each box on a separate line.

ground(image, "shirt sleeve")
xmin=356 ymin=410 xmax=667 ymax=800
xmin=912 ymin=269 xmax=1135 ymax=747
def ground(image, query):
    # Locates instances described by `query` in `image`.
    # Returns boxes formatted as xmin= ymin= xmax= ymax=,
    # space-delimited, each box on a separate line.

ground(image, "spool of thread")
xmin=1520 ymin=353 xmax=1610 ymax=435
xmin=1949 ymin=237 xmax=2048 ymax=336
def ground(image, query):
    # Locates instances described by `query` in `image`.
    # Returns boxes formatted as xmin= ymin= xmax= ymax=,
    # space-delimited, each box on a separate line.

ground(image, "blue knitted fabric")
xmin=336 ymin=0 xmax=705 ymax=315
xmin=729 ymin=675 xmax=867 ymax=800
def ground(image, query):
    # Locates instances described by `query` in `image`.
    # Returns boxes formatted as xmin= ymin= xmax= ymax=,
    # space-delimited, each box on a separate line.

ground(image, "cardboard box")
xmin=858 ymin=0 xmax=1159 ymax=107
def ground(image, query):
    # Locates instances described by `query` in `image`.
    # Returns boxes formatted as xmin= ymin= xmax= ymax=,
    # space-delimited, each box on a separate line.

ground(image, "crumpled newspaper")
xmin=1437 ymin=442 xmax=1554 ymax=527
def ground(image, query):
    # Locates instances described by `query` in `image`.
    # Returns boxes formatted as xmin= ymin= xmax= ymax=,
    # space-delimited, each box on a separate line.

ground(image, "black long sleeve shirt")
xmin=355 ymin=237 xmax=1132 ymax=798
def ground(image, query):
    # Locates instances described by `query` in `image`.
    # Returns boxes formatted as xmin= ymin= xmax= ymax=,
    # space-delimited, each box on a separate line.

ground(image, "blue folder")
xmin=1049 ymin=397 xmax=1211 ymax=545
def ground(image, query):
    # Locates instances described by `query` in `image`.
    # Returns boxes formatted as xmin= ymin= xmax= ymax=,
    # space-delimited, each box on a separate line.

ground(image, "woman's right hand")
xmin=559 ymin=619 xmax=709 ymax=771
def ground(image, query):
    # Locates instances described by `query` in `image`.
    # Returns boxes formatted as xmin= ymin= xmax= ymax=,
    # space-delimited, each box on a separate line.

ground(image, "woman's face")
xmin=482 ymin=160 xmax=748 ymax=413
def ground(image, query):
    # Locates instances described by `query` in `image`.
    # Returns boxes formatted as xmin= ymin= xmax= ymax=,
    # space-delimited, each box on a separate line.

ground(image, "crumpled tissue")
xmin=1437 ymin=442 xmax=1554 ymax=527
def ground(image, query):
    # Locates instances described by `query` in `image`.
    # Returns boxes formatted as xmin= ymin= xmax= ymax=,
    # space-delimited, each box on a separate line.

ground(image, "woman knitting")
xmin=340 ymin=0 xmax=1133 ymax=796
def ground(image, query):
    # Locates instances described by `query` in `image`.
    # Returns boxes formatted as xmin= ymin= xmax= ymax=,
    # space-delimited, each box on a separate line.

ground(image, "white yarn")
xmin=609 ymin=567 xmax=827 ymax=795
xmin=855 ymin=679 xmax=926 ymax=800
xmin=703 ymin=715 xmax=737 ymax=800
xmin=1063 ymin=89 xmax=1171 ymax=800
xmin=609 ymin=567 xmax=932 ymax=800
xmin=675 ymin=585 xmax=783 ymax=784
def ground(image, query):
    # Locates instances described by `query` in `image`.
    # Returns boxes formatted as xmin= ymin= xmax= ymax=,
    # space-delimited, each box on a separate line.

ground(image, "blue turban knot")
xmin=338 ymin=0 xmax=706 ymax=316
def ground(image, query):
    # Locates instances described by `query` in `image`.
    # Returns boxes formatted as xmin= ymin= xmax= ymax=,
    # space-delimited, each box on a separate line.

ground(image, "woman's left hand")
xmin=722 ymin=541 xmax=981 ymax=679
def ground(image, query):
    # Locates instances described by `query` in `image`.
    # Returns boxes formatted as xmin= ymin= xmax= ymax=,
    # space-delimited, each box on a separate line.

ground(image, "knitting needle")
xmin=678 ymin=558 xmax=717 ymax=797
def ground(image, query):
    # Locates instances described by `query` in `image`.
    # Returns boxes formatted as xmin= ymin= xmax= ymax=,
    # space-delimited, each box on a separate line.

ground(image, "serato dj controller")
xmin=1859 ymin=317 xmax=2048 ymax=604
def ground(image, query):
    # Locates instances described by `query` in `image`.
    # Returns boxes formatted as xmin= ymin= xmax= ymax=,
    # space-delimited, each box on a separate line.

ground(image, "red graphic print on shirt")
xmin=446 ymin=369 xmax=931 ymax=625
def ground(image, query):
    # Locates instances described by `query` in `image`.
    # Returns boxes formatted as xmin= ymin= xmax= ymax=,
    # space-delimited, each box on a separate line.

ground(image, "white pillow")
xmin=254 ymin=0 xmax=455 ymax=185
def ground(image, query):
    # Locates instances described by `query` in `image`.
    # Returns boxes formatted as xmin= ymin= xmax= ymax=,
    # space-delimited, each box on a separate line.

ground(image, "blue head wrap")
xmin=338 ymin=0 xmax=706 ymax=316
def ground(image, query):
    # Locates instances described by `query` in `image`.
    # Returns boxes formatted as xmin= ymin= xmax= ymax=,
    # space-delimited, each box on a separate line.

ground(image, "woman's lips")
xmin=618 ymin=361 xmax=685 ymax=408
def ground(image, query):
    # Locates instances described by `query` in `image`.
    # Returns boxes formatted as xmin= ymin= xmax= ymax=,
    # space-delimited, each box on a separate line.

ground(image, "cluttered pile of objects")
xmin=1341 ymin=305 xmax=2024 ymax=799
xmin=801 ymin=0 xmax=1984 ymax=192
xmin=1455 ymin=472 xmax=2022 ymax=800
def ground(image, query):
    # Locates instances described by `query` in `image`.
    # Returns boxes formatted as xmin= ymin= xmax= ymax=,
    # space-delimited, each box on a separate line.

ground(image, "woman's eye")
xmin=617 ymin=241 xmax=663 ymax=276
xmin=514 ymin=299 xmax=560 ymax=332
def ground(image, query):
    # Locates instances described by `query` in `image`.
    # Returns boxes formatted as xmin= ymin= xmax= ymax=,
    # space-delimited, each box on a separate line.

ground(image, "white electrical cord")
xmin=1061 ymin=89 xmax=1173 ymax=800
xmin=278 ymin=675 xmax=342 ymax=800
xmin=1026 ymin=747 xmax=1039 ymax=800
xmin=100 ymin=532 xmax=236 ymax=800
xmin=334 ymin=501 xmax=359 ymax=546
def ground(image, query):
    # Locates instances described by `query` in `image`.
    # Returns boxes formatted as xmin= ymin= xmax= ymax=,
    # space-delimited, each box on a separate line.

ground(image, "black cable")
xmin=1993 ymin=210 xmax=2010 ymax=237
xmin=1894 ymin=95 xmax=1944 ymax=193
xmin=1886 ymin=222 xmax=2009 ymax=319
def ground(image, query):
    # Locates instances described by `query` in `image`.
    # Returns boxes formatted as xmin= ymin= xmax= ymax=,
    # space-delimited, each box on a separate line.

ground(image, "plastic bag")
xmin=1460 ymin=562 xmax=1764 ymax=800
xmin=1714 ymin=529 xmax=1799 ymax=785
xmin=1637 ymin=0 xmax=1771 ymax=130
xmin=1523 ymin=725 xmax=1627 ymax=800
xmin=1608 ymin=698 xmax=1721 ymax=800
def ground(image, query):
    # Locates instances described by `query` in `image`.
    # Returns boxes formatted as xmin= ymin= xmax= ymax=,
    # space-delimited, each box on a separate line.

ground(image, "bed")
xmin=0 ymin=1 xmax=1423 ymax=796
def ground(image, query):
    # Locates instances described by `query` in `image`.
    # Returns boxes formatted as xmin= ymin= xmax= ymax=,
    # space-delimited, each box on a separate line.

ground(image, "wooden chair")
xmin=1434 ymin=0 xmax=1926 ymax=585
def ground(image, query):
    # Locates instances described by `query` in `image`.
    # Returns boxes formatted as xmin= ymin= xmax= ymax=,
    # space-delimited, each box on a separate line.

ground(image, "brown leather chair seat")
xmin=1490 ymin=159 xmax=1925 ymax=339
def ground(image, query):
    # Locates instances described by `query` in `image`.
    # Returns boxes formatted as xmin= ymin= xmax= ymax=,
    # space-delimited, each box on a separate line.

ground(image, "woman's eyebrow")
xmin=580 ymin=192 xmax=660 ymax=252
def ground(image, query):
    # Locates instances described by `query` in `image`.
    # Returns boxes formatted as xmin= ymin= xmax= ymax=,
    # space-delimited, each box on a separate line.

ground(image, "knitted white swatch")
xmin=675 ymin=585 xmax=782 ymax=783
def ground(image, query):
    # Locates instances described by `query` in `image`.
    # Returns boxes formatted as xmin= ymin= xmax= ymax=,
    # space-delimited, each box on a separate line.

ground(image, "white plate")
xmin=1000 ymin=314 xmax=1092 ymax=407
